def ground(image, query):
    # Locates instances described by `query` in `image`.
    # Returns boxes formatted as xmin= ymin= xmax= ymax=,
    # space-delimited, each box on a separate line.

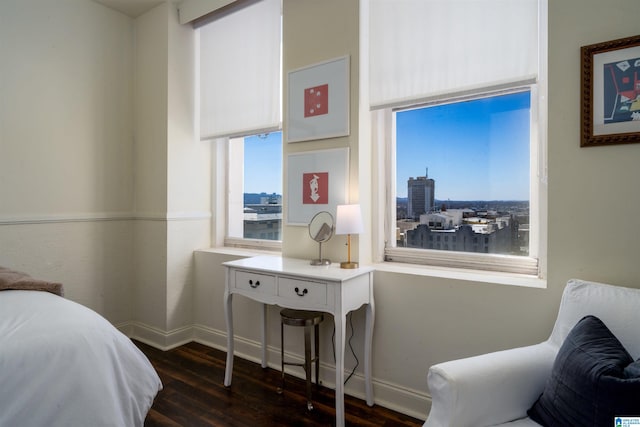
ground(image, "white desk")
xmin=223 ymin=255 xmax=375 ymax=427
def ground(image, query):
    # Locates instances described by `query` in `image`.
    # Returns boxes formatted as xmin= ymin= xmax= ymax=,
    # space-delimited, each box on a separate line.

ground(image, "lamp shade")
xmin=335 ymin=204 xmax=364 ymax=235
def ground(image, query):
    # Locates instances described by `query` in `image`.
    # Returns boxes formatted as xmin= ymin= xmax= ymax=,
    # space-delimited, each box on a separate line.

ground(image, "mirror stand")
xmin=310 ymin=241 xmax=331 ymax=266
xmin=308 ymin=211 xmax=334 ymax=266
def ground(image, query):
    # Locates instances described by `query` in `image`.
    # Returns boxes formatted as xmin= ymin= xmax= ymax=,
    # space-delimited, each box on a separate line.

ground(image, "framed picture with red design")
xmin=286 ymin=148 xmax=349 ymax=225
xmin=581 ymin=35 xmax=640 ymax=147
xmin=286 ymin=56 xmax=350 ymax=143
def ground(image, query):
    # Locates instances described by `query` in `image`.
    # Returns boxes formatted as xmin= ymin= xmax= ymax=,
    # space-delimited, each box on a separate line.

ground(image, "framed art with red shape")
xmin=286 ymin=56 xmax=350 ymax=143
xmin=286 ymin=148 xmax=349 ymax=226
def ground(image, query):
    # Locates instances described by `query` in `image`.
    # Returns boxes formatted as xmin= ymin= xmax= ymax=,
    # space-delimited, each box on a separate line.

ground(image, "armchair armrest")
xmin=424 ymin=342 xmax=557 ymax=427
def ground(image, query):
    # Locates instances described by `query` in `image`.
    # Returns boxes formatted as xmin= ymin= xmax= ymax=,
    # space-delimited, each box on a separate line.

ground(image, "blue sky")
xmin=243 ymin=91 xmax=530 ymax=200
xmin=396 ymin=91 xmax=531 ymax=200
xmin=244 ymin=132 xmax=283 ymax=194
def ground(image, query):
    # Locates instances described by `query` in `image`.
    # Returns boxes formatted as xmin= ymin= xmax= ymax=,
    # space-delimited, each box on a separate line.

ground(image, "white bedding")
xmin=0 ymin=290 xmax=162 ymax=427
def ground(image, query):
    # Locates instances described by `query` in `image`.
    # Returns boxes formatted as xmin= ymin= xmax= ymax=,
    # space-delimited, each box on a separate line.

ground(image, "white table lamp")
xmin=335 ymin=204 xmax=364 ymax=269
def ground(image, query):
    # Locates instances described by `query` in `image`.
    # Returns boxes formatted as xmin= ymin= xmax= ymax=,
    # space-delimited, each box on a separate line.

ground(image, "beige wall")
xmin=547 ymin=0 xmax=640 ymax=288
xmin=282 ymin=0 xmax=362 ymax=261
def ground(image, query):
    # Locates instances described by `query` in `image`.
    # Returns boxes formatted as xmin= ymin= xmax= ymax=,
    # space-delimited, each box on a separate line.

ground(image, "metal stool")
xmin=277 ymin=308 xmax=324 ymax=411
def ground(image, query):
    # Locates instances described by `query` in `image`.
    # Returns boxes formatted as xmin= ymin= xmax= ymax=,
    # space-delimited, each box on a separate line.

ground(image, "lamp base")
xmin=310 ymin=259 xmax=331 ymax=266
xmin=340 ymin=261 xmax=359 ymax=269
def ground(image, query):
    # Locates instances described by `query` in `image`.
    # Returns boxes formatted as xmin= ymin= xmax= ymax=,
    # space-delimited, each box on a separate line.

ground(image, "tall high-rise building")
xmin=407 ymin=169 xmax=435 ymax=220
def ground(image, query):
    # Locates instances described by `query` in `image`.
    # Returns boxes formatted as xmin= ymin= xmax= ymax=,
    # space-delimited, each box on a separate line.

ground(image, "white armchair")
xmin=423 ymin=279 xmax=640 ymax=427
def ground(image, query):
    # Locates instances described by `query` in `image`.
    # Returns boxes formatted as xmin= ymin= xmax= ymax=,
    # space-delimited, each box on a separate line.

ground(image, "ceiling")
xmin=94 ymin=0 xmax=165 ymax=18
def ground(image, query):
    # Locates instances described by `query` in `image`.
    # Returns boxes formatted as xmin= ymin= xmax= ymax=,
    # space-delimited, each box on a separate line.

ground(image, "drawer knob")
xmin=294 ymin=287 xmax=308 ymax=297
xmin=249 ymin=279 xmax=260 ymax=288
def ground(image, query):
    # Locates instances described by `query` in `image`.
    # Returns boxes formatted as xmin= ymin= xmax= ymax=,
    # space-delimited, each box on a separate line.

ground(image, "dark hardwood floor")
xmin=136 ymin=341 xmax=424 ymax=427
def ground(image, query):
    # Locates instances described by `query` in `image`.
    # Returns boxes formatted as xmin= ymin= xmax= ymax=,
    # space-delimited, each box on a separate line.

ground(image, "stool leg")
xmin=304 ymin=325 xmax=313 ymax=411
xmin=314 ymin=323 xmax=320 ymax=387
xmin=278 ymin=320 xmax=284 ymax=394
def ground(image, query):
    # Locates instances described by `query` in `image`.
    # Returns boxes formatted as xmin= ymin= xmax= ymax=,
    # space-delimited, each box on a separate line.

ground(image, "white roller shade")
xmin=199 ymin=0 xmax=281 ymax=139
xmin=369 ymin=0 xmax=539 ymax=109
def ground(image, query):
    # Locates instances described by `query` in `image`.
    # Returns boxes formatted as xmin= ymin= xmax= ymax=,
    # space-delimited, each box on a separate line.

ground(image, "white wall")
xmin=0 ymin=0 xmax=135 ymax=324
xmin=132 ymin=2 xmax=170 ymax=335
xmin=166 ymin=2 xmax=212 ymax=333
xmin=132 ymin=2 xmax=211 ymax=343
xmin=0 ymin=0 xmax=211 ymax=343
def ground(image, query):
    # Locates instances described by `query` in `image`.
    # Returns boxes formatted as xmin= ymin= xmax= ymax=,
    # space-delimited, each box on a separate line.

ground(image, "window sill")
xmin=196 ymin=248 xmax=546 ymax=289
xmin=196 ymin=246 xmax=281 ymax=258
xmin=373 ymin=260 xmax=546 ymax=289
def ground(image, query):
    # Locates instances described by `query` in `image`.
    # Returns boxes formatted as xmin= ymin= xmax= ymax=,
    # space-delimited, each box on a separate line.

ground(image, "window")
xmin=367 ymin=0 xmax=547 ymax=276
xmin=395 ymin=91 xmax=531 ymax=257
xmin=198 ymin=0 xmax=282 ymax=250
xmin=382 ymin=88 xmax=543 ymax=275
xmin=227 ymin=132 xmax=282 ymax=247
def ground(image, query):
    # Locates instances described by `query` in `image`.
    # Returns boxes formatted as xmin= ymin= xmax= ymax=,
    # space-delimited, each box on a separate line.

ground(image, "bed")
xmin=0 ymin=267 xmax=162 ymax=427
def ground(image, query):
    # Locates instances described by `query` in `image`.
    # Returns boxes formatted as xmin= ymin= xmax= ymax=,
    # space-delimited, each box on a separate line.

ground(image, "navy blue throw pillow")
xmin=625 ymin=360 xmax=640 ymax=379
xmin=527 ymin=315 xmax=640 ymax=427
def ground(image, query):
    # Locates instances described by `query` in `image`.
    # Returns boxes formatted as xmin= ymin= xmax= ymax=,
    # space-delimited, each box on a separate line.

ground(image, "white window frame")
xmin=374 ymin=83 xmax=547 ymax=277
xmin=378 ymin=84 xmax=546 ymax=277
xmin=363 ymin=0 xmax=548 ymax=279
xmin=213 ymin=136 xmax=282 ymax=252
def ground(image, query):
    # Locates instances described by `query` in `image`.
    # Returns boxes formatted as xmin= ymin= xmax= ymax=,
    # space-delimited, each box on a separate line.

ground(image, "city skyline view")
xmin=396 ymin=91 xmax=531 ymax=201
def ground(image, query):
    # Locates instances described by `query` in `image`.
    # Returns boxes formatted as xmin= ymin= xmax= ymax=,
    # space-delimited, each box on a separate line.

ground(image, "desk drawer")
xmin=278 ymin=276 xmax=327 ymax=305
xmin=234 ymin=270 xmax=276 ymax=295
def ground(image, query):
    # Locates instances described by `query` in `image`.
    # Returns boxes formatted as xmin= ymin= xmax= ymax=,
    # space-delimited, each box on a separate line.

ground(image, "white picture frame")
xmin=286 ymin=55 xmax=350 ymax=143
xmin=286 ymin=147 xmax=349 ymax=226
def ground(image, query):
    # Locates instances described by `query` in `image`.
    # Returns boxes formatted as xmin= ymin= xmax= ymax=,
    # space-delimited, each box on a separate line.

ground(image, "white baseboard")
xmin=118 ymin=321 xmax=429 ymax=421
xmin=119 ymin=321 xmax=194 ymax=351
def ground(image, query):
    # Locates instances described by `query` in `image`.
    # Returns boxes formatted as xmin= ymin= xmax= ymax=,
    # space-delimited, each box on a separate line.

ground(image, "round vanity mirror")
xmin=308 ymin=211 xmax=334 ymax=265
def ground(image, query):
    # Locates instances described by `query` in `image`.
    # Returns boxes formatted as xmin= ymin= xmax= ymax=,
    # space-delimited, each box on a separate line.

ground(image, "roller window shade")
xmin=369 ymin=0 xmax=539 ymax=110
xmin=199 ymin=0 xmax=281 ymax=140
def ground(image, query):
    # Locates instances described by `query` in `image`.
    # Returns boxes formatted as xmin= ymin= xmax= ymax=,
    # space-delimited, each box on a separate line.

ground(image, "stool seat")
xmin=280 ymin=308 xmax=324 ymax=327
xmin=278 ymin=308 xmax=324 ymax=411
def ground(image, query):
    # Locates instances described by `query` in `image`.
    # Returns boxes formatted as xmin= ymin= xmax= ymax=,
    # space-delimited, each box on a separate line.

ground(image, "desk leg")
xmin=261 ymin=303 xmax=268 ymax=368
xmin=223 ymin=291 xmax=234 ymax=387
xmin=335 ymin=313 xmax=346 ymax=427
xmin=364 ymin=302 xmax=375 ymax=406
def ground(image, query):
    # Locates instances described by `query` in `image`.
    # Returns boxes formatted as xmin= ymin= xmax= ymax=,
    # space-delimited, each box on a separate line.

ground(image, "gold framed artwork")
xmin=581 ymin=35 xmax=640 ymax=147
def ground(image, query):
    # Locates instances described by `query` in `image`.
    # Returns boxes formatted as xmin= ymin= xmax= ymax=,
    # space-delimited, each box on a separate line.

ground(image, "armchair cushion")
xmin=527 ymin=315 xmax=640 ymax=427
xmin=424 ymin=342 xmax=557 ymax=427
